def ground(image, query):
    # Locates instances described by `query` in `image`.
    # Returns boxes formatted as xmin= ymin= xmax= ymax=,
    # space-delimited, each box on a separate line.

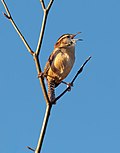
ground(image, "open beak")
xmin=71 ymin=32 xmax=83 ymax=41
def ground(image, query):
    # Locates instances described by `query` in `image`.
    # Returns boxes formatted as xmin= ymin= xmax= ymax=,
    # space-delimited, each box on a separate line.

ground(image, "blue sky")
xmin=0 ymin=0 xmax=120 ymax=153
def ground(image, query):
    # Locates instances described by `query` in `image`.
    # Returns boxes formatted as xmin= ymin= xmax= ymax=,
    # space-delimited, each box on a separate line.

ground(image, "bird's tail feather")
xmin=48 ymin=81 xmax=55 ymax=104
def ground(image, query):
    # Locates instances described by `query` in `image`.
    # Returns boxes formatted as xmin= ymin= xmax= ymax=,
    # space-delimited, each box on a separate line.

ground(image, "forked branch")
xmin=36 ymin=0 xmax=54 ymax=56
xmin=40 ymin=0 xmax=46 ymax=10
xmin=40 ymin=0 xmax=54 ymax=11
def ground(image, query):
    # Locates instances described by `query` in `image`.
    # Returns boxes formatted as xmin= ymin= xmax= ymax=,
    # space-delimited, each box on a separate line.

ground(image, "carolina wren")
xmin=44 ymin=32 xmax=81 ymax=104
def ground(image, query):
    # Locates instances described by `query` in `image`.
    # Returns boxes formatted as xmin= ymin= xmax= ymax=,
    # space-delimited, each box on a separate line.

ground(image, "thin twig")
xmin=71 ymin=56 xmax=92 ymax=84
xmin=36 ymin=0 xmax=54 ymax=56
xmin=40 ymin=0 xmax=45 ymax=10
xmin=1 ymin=0 xmax=34 ymax=55
xmin=55 ymin=56 xmax=92 ymax=102
xmin=36 ymin=12 xmax=47 ymax=56
xmin=47 ymin=0 xmax=54 ymax=11
xmin=27 ymin=146 xmax=35 ymax=152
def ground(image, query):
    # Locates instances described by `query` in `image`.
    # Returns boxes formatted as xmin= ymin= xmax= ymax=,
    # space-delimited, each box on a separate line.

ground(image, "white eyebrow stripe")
xmin=57 ymin=34 xmax=70 ymax=42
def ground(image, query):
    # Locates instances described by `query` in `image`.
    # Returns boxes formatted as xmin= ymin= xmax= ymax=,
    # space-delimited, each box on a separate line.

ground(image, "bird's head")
xmin=54 ymin=32 xmax=82 ymax=48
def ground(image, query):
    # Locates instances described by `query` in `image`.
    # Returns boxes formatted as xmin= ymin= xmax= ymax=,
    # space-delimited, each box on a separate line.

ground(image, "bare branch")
xmin=1 ymin=0 xmax=34 ymax=55
xmin=3 ymin=12 xmax=10 ymax=19
xmin=36 ymin=12 xmax=47 ymax=56
xmin=33 ymin=53 xmax=50 ymax=105
xmin=35 ymin=104 xmax=52 ymax=153
xmin=55 ymin=56 xmax=92 ymax=102
xmin=39 ymin=0 xmax=54 ymax=11
xmin=36 ymin=0 xmax=54 ymax=56
xmin=47 ymin=0 xmax=54 ymax=11
xmin=1 ymin=0 xmax=11 ymax=18
xmin=33 ymin=1 xmax=54 ymax=151
xmin=55 ymin=87 xmax=70 ymax=102
xmin=27 ymin=146 xmax=35 ymax=152
xmin=71 ymin=56 xmax=92 ymax=84
xmin=40 ymin=0 xmax=45 ymax=10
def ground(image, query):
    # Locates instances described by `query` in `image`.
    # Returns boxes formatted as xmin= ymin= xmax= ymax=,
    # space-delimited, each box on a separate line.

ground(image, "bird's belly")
xmin=53 ymin=52 xmax=75 ymax=81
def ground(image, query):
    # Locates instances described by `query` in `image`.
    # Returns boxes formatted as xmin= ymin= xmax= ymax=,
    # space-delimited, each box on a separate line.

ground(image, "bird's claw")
xmin=67 ymin=83 xmax=73 ymax=91
xmin=38 ymin=72 xmax=44 ymax=78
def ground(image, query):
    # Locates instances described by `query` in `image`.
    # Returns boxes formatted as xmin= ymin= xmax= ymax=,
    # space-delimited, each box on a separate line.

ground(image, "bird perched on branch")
xmin=44 ymin=32 xmax=82 ymax=104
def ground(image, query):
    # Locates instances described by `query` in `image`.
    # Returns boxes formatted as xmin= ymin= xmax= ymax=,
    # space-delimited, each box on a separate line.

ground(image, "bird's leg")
xmin=38 ymin=73 xmax=58 ymax=81
xmin=38 ymin=73 xmax=73 ymax=91
xmin=38 ymin=72 xmax=53 ymax=78
xmin=61 ymin=81 xmax=73 ymax=91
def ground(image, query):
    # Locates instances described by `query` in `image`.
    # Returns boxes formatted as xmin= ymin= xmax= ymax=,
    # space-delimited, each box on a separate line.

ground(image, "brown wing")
xmin=44 ymin=48 xmax=61 ymax=76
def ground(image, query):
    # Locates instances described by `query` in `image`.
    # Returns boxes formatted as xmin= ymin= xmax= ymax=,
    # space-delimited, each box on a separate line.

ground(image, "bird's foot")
xmin=61 ymin=81 xmax=73 ymax=91
xmin=38 ymin=72 xmax=44 ymax=78
xmin=66 ymin=82 xmax=73 ymax=91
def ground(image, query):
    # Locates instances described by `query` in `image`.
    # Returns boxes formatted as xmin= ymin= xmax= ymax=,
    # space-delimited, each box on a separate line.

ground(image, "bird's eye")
xmin=67 ymin=35 xmax=70 ymax=38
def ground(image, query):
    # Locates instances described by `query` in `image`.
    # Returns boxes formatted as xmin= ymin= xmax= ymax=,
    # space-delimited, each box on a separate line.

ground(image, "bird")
xmin=44 ymin=32 xmax=82 ymax=104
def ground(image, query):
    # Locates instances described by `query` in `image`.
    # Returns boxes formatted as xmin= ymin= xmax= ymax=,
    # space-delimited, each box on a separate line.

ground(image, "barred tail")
xmin=48 ymin=81 xmax=56 ymax=104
